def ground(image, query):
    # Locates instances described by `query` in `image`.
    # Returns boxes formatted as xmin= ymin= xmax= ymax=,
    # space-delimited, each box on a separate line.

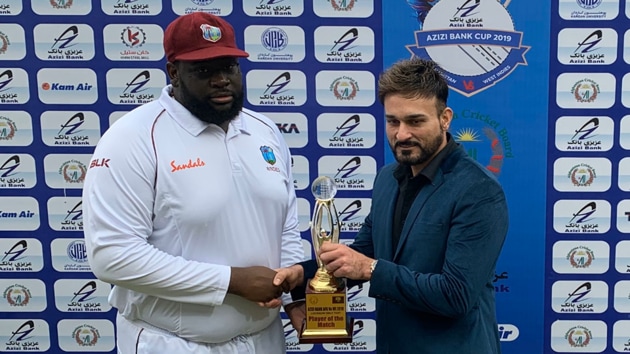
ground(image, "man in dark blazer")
xmin=274 ymin=58 xmax=509 ymax=354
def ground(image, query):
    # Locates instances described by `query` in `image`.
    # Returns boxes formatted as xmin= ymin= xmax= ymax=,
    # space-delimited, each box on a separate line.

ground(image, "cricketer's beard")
xmin=179 ymin=81 xmax=244 ymax=126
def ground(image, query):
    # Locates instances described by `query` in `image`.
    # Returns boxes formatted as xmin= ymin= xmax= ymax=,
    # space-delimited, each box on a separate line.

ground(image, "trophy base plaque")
xmin=298 ymin=285 xmax=353 ymax=344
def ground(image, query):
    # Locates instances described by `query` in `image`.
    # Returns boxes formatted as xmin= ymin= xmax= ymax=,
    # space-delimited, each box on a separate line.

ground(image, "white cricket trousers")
xmin=116 ymin=314 xmax=286 ymax=354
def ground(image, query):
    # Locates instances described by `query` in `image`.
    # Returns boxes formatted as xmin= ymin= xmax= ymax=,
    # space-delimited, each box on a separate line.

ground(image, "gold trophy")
xmin=299 ymin=176 xmax=353 ymax=343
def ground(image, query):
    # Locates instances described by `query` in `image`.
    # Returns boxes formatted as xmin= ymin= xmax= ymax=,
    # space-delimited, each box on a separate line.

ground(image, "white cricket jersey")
xmin=82 ymin=85 xmax=305 ymax=344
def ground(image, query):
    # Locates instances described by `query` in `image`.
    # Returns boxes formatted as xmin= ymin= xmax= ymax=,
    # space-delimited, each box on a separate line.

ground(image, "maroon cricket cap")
xmin=163 ymin=12 xmax=249 ymax=63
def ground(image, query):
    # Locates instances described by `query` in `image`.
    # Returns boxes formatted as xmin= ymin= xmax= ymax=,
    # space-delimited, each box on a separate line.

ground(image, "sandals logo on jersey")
xmin=260 ymin=146 xmax=281 ymax=172
xmin=406 ymin=0 xmax=529 ymax=96
xmin=170 ymin=157 xmax=206 ymax=172
xmin=3 ymin=284 xmax=30 ymax=307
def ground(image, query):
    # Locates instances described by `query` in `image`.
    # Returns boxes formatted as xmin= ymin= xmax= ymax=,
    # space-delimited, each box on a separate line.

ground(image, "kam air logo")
xmin=406 ymin=0 xmax=529 ymax=96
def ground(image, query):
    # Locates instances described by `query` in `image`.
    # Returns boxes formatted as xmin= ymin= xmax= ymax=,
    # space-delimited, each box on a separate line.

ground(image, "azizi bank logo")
xmin=406 ymin=0 xmax=529 ymax=96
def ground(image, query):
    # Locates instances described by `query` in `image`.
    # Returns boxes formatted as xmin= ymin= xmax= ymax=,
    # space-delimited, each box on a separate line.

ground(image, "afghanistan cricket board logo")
xmin=406 ymin=0 xmax=529 ymax=96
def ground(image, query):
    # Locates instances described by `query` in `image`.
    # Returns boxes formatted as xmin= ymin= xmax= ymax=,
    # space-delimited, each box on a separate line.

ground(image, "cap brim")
xmin=173 ymin=47 xmax=249 ymax=62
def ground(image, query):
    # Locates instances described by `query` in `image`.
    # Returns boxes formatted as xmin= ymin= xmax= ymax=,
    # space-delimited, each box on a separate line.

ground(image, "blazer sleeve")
xmin=368 ymin=177 xmax=509 ymax=318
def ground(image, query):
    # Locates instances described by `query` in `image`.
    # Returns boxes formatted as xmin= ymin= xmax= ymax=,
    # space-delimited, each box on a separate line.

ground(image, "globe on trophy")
xmin=299 ymin=176 xmax=353 ymax=344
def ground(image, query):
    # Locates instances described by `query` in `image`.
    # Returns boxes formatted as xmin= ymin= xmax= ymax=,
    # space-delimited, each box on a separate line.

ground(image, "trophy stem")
xmin=309 ymin=268 xmax=344 ymax=293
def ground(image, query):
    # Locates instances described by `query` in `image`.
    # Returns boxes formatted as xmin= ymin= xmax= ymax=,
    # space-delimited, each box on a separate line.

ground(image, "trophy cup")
xmin=299 ymin=176 xmax=353 ymax=343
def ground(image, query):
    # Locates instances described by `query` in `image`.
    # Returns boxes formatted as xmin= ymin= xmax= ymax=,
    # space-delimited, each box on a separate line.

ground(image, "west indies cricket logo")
xmin=406 ymin=0 xmax=529 ymax=96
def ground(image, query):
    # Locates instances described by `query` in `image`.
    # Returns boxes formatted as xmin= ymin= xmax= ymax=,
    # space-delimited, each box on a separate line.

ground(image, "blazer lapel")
xmin=393 ymin=171 xmax=445 ymax=260
xmin=378 ymin=175 xmax=399 ymax=261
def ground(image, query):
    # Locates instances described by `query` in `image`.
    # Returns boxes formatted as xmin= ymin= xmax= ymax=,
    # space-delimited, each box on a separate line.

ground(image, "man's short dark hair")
xmin=377 ymin=58 xmax=449 ymax=114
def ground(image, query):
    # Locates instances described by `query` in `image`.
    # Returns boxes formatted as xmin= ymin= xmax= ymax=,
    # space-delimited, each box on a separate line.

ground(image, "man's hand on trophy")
xmin=228 ymin=266 xmax=284 ymax=303
xmin=319 ymin=243 xmax=374 ymax=280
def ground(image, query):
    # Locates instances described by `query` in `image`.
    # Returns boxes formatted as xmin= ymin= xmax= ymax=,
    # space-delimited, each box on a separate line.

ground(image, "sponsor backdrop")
xmin=0 ymin=0 xmax=626 ymax=353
